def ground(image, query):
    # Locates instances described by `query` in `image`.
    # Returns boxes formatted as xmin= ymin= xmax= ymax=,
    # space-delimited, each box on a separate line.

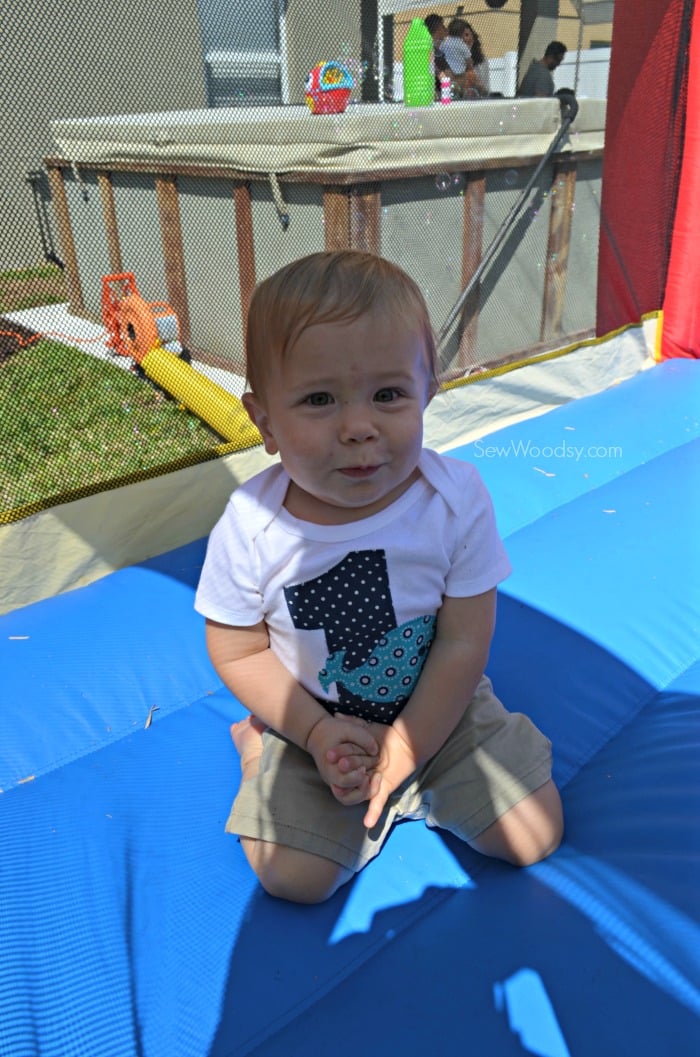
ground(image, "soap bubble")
xmin=452 ymin=173 xmax=465 ymax=192
xmin=435 ymin=173 xmax=451 ymax=192
xmin=504 ymin=169 xmax=518 ymax=187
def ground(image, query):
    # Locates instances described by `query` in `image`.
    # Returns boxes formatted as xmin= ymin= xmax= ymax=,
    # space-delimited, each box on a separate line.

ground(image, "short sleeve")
xmin=194 ymin=494 xmax=265 ymax=626
xmin=443 ymin=461 xmax=512 ymax=597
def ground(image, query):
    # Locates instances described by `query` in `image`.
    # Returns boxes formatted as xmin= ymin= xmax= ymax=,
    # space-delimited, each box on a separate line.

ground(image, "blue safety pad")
xmin=1 ymin=360 xmax=699 ymax=1057
xmin=466 ymin=357 xmax=700 ymax=537
xmin=1 ymin=539 xmax=210 ymax=791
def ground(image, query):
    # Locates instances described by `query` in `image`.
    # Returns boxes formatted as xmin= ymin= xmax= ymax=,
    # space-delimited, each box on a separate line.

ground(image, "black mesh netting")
xmin=0 ymin=0 xmax=612 ymax=522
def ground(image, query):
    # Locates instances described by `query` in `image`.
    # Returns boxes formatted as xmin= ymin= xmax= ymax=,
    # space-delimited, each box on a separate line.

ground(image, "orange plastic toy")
xmin=101 ymin=272 xmax=181 ymax=364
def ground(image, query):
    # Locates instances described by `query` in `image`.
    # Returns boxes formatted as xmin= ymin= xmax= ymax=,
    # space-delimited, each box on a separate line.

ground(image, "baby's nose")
xmin=339 ymin=404 xmax=379 ymax=442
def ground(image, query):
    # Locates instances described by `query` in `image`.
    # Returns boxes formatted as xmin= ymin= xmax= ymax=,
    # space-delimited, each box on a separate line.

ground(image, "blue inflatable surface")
xmin=2 ymin=360 xmax=699 ymax=1057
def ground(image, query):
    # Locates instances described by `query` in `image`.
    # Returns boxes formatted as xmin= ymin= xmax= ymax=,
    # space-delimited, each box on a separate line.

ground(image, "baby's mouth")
xmin=339 ymin=465 xmax=380 ymax=478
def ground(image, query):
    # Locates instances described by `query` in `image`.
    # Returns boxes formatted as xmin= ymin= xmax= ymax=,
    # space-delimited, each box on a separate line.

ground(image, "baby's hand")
xmin=362 ymin=724 xmax=419 ymax=830
xmin=326 ymin=715 xmax=377 ymax=769
xmin=325 ymin=715 xmax=382 ymax=804
xmin=306 ymin=714 xmax=378 ymax=804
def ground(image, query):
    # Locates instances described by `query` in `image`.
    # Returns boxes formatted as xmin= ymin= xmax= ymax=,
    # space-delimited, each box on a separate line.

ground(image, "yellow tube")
xmin=141 ymin=346 xmax=261 ymax=449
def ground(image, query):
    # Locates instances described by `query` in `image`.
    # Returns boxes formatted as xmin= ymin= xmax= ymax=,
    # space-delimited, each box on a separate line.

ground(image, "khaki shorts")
xmin=225 ymin=676 xmax=552 ymax=872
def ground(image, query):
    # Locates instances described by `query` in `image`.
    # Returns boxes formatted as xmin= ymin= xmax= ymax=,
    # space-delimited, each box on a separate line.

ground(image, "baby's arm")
xmin=361 ymin=589 xmax=497 ymax=828
xmin=206 ymin=618 xmax=378 ymax=799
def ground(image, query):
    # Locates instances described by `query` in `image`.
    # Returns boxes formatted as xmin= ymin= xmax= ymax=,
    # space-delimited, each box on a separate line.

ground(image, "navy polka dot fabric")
xmin=284 ymin=550 xmax=435 ymax=723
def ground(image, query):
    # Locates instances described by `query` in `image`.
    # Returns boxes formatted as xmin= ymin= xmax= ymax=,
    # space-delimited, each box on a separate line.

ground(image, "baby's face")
xmin=243 ymin=311 xmax=434 ymax=524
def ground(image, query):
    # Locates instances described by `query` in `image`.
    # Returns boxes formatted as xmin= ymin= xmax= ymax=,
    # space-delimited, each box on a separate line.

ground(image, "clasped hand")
xmin=307 ymin=713 xmax=418 ymax=829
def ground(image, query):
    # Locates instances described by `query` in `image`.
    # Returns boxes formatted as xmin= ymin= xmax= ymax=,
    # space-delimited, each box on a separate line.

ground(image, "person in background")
xmin=462 ymin=22 xmax=491 ymax=98
xmin=440 ymin=18 xmax=474 ymax=97
xmin=517 ymin=41 xmax=567 ymax=97
xmin=424 ymin=12 xmax=450 ymax=97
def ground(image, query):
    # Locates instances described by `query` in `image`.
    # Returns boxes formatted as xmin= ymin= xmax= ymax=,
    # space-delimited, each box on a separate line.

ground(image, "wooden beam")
xmin=45 ymin=165 xmax=84 ymax=314
xmin=323 ymin=184 xmax=381 ymax=253
xmin=540 ymin=160 xmax=576 ymax=342
xmin=456 ymin=171 xmax=486 ymax=371
xmin=349 ymin=183 xmax=381 ymax=254
xmin=96 ymin=172 xmax=123 ymax=275
xmin=154 ymin=175 xmax=191 ymax=347
xmin=323 ymin=187 xmax=351 ymax=251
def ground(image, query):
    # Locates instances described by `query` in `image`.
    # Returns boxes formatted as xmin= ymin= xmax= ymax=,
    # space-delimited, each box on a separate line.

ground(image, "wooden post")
xmin=457 ymin=171 xmax=486 ymax=370
xmin=541 ymin=160 xmax=576 ymax=342
xmin=349 ymin=183 xmax=381 ymax=254
xmin=323 ymin=183 xmax=381 ymax=254
xmin=323 ymin=187 xmax=351 ymax=251
xmin=154 ymin=175 xmax=191 ymax=347
xmin=97 ymin=172 xmax=123 ymax=276
xmin=46 ymin=165 xmax=84 ymax=314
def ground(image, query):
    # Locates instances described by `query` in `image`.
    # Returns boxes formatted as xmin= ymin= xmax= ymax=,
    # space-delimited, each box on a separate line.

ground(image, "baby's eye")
xmin=374 ymin=387 xmax=401 ymax=403
xmin=304 ymin=392 xmax=333 ymax=406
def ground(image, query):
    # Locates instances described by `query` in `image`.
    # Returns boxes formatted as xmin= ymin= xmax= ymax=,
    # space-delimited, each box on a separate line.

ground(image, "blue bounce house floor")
xmin=2 ymin=359 xmax=699 ymax=1057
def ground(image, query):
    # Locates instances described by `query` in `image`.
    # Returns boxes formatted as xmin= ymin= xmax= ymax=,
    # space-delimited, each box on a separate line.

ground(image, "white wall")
xmin=490 ymin=46 xmax=611 ymax=98
xmin=555 ymin=46 xmax=611 ymax=99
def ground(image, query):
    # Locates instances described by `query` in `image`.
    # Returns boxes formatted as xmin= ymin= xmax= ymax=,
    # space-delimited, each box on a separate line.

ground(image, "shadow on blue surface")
xmin=206 ymin=679 xmax=700 ymax=1057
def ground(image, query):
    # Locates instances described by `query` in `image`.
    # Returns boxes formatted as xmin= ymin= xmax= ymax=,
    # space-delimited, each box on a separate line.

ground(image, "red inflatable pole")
xmin=596 ymin=0 xmax=690 ymax=338
xmin=661 ymin=0 xmax=700 ymax=359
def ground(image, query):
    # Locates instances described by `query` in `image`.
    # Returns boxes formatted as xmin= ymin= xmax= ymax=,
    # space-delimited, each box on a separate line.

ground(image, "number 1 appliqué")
xmin=284 ymin=550 xmax=435 ymax=721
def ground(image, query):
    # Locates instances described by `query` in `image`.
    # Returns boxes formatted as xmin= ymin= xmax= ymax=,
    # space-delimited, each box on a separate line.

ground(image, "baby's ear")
xmin=242 ymin=392 xmax=279 ymax=455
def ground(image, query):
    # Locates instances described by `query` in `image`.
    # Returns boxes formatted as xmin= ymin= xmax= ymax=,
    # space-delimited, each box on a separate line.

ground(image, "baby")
xmin=195 ymin=250 xmax=563 ymax=903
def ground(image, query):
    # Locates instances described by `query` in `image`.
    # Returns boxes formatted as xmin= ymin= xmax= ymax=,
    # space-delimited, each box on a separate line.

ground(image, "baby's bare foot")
xmin=230 ymin=716 xmax=267 ymax=776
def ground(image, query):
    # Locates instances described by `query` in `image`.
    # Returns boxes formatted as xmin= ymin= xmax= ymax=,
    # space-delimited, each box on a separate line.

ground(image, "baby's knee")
xmin=508 ymin=788 xmax=564 ymax=867
xmin=508 ymin=814 xmax=563 ymax=867
xmin=470 ymin=779 xmax=564 ymax=867
xmin=258 ymin=868 xmax=334 ymax=904
xmin=253 ymin=847 xmax=353 ymax=904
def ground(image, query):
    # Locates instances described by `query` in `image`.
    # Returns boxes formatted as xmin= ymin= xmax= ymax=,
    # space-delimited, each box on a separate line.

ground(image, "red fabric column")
xmin=661 ymin=0 xmax=700 ymax=357
xmin=596 ymin=0 xmax=691 ymax=336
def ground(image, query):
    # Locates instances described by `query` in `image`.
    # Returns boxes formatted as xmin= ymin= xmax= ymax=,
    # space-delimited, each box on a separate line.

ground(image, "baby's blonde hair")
xmin=245 ymin=251 xmax=438 ymax=397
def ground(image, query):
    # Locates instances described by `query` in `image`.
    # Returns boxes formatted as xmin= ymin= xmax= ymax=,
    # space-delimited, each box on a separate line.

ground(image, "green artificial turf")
xmin=1 ymin=338 xmax=224 ymax=516
xmin=0 ymin=263 xmax=66 ymax=314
